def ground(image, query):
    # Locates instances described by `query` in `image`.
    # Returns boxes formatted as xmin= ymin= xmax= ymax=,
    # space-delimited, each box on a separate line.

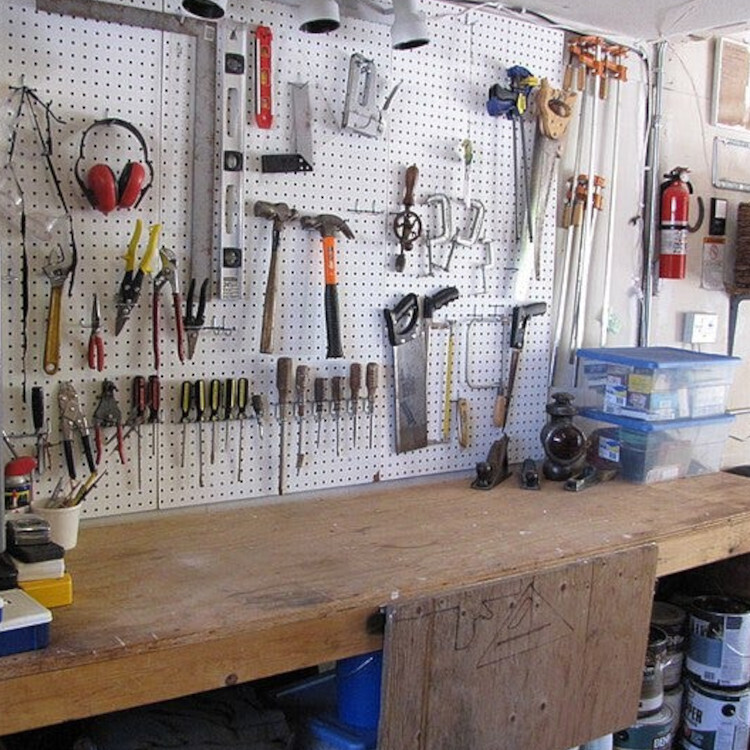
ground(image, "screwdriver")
xmin=276 ymin=357 xmax=294 ymax=495
xmin=237 ymin=377 xmax=249 ymax=481
xmin=295 ymin=364 xmax=311 ymax=474
xmin=209 ymin=378 xmax=221 ymax=465
xmin=31 ymin=386 xmax=46 ymax=477
xmin=251 ymin=393 xmax=265 ymax=440
xmin=330 ymin=375 xmax=346 ymax=457
xmin=223 ymin=378 xmax=236 ymax=452
xmin=365 ymin=362 xmax=380 ymax=449
xmin=349 ymin=363 xmax=362 ymax=448
xmin=180 ymin=381 xmax=193 ymax=469
xmin=148 ymin=374 xmax=160 ymax=454
xmin=194 ymin=380 xmax=206 ymax=487
xmin=314 ymin=377 xmax=327 ymax=448
xmin=132 ymin=376 xmax=147 ymax=489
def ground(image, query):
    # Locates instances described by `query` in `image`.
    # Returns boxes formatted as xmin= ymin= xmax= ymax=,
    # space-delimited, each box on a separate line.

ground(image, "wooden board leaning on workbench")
xmin=379 ymin=544 xmax=658 ymax=750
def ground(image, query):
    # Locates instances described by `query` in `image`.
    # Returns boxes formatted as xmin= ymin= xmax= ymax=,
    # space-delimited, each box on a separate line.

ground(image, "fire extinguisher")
xmin=658 ymin=166 xmax=704 ymax=279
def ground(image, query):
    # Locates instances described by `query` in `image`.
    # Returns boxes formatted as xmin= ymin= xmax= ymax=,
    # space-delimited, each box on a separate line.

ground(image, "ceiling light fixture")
xmin=391 ymin=0 xmax=430 ymax=49
xmin=181 ymin=0 xmax=226 ymax=19
xmin=298 ymin=0 xmax=341 ymax=33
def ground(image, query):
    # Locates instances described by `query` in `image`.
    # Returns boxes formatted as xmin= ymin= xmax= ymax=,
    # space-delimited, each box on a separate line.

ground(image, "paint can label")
xmin=686 ymin=598 xmax=750 ymax=688
xmin=682 ymin=679 xmax=750 ymax=750
xmin=614 ymin=705 xmax=674 ymax=749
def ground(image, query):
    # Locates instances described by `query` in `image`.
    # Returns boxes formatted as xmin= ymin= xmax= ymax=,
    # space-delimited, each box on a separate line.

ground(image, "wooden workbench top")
xmin=2 ymin=470 xmax=750 ymax=734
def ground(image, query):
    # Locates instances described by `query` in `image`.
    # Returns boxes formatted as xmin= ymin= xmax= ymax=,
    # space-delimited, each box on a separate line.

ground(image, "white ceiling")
xmin=458 ymin=0 xmax=750 ymax=42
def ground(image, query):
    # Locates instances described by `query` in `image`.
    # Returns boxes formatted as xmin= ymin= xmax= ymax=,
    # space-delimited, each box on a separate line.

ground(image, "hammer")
xmin=300 ymin=213 xmax=354 ymax=359
xmin=254 ymin=201 xmax=299 ymax=354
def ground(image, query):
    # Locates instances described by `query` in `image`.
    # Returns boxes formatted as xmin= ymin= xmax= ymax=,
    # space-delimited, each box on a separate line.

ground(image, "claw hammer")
xmin=300 ymin=213 xmax=354 ymax=359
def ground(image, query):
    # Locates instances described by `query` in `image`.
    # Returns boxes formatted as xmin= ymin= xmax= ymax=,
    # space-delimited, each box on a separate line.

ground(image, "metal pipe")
xmin=640 ymin=41 xmax=666 ymax=346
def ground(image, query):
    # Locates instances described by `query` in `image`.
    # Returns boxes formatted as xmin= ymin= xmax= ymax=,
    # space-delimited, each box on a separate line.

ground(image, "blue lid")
xmin=577 ymin=347 xmax=740 ymax=370
xmin=579 ymin=408 xmax=735 ymax=432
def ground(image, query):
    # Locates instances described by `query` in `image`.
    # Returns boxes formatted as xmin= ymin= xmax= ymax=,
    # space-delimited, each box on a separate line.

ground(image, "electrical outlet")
xmin=683 ymin=312 xmax=718 ymax=344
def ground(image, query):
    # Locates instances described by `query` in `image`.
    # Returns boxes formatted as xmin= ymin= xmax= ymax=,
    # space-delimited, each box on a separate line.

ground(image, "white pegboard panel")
xmin=1 ymin=0 xmax=564 ymax=517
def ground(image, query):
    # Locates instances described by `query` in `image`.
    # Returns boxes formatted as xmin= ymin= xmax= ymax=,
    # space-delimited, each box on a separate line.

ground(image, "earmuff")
xmin=74 ymin=118 xmax=154 ymax=215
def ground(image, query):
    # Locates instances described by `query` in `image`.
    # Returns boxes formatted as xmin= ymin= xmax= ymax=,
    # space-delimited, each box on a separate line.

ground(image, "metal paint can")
xmin=686 ymin=596 xmax=750 ymax=688
xmin=640 ymin=626 xmax=669 ymax=717
xmin=663 ymin=683 xmax=684 ymax=741
xmin=682 ymin=678 xmax=750 ymax=750
xmin=652 ymin=601 xmax=687 ymax=690
xmin=613 ymin=704 xmax=674 ymax=749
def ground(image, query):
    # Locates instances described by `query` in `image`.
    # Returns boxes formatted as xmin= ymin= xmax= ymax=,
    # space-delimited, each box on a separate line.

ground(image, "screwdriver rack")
xmin=1 ymin=0 xmax=563 ymax=518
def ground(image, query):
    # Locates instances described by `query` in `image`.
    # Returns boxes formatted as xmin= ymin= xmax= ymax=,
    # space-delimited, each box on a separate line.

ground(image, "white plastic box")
xmin=580 ymin=408 xmax=735 ymax=484
xmin=576 ymin=347 xmax=739 ymax=421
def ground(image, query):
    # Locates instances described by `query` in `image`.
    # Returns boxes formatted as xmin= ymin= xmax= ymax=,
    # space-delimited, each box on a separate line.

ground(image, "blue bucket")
xmin=335 ymin=650 xmax=383 ymax=730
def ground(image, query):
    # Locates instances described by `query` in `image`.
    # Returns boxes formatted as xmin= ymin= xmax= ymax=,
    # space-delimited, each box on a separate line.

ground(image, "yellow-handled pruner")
xmin=115 ymin=219 xmax=161 ymax=335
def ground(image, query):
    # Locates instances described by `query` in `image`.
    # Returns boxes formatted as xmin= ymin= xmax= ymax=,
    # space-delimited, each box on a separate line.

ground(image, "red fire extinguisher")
xmin=658 ymin=166 xmax=703 ymax=279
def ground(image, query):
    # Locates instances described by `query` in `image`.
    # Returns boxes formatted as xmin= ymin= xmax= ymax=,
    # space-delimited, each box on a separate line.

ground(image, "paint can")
xmin=613 ymin=704 xmax=674 ymax=749
xmin=682 ymin=678 xmax=750 ymax=750
xmin=663 ymin=683 xmax=683 ymax=741
xmin=640 ymin=626 xmax=668 ymax=717
xmin=686 ymin=596 xmax=750 ymax=688
xmin=651 ymin=601 xmax=687 ymax=690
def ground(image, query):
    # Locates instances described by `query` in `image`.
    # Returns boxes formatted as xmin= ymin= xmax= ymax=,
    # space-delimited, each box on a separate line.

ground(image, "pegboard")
xmin=0 ymin=0 xmax=564 ymax=518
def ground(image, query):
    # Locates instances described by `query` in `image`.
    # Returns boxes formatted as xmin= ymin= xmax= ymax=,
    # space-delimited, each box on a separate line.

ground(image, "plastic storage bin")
xmin=0 ymin=587 xmax=51 ymax=656
xmin=580 ymin=409 xmax=734 ymax=484
xmin=576 ymin=347 xmax=739 ymax=421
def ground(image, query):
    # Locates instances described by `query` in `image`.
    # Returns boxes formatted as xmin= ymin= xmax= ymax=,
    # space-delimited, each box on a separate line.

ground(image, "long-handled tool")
xmin=209 ymin=378 xmax=221 ymax=465
xmin=254 ymin=201 xmax=298 ymax=354
xmin=152 ymin=247 xmax=185 ymax=369
xmin=147 ymin=374 xmax=160 ymax=455
xmin=503 ymin=303 xmax=547 ymax=431
xmin=180 ymin=381 xmax=193 ymax=470
xmin=276 ymin=357 xmax=294 ymax=494
xmin=194 ymin=380 xmax=206 ymax=488
xmin=42 ymin=245 xmax=74 ymax=375
xmin=223 ymin=378 xmax=236 ymax=452
xmin=331 ymin=375 xmax=346 ymax=457
xmin=300 ymin=214 xmax=354 ymax=359
xmin=393 ymin=164 xmax=423 ymax=273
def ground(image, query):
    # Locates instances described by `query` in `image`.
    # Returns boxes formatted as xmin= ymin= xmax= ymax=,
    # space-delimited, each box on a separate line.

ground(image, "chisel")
xmin=349 ymin=363 xmax=362 ymax=448
xmin=276 ymin=357 xmax=294 ymax=494
xmin=295 ymin=364 xmax=311 ymax=473
xmin=331 ymin=375 xmax=346 ymax=457
xmin=251 ymin=393 xmax=265 ymax=440
xmin=314 ymin=377 xmax=327 ymax=448
xmin=366 ymin=362 xmax=380 ymax=450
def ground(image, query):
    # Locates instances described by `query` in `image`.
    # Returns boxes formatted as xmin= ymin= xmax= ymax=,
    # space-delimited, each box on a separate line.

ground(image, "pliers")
xmin=152 ymin=247 xmax=186 ymax=369
xmin=58 ymin=381 xmax=96 ymax=480
xmin=93 ymin=380 xmax=126 ymax=465
xmin=115 ymin=220 xmax=161 ymax=335
xmin=87 ymin=293 xmax=105 ymax=371
xmin=184 ymin=278 xmax=209 ymax=359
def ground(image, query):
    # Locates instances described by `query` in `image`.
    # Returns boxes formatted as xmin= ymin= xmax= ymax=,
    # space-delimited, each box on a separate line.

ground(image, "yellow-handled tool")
xmin=115 ymin=221 xmax=161 ymax=335
xmin=43 ymin=246 xmax=74 ymax=375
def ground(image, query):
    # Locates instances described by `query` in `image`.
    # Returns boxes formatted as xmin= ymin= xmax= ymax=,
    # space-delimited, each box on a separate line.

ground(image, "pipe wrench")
xmin=58 ymin=381 xmax=96 ymax=480
xmin=42 ymin=245 xmax=74 ymax=375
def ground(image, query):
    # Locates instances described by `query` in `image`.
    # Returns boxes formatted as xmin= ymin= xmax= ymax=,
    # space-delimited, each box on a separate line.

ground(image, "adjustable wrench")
xmin=42 ymin=246 xmax=73 ymax=375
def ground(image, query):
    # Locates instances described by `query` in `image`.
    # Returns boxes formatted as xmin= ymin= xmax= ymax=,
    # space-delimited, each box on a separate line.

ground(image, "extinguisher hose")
xmin=688 ymin=196 xmax=705 ymax=233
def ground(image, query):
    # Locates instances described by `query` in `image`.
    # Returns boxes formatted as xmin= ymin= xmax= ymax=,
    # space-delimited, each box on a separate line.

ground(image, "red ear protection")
xmin=75 ymin=118 xmax=153 ymax=215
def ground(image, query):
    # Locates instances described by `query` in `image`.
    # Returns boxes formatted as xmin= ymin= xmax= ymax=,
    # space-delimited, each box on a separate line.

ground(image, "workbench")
xmin=2 ymin=470 xmax=750 ymax=738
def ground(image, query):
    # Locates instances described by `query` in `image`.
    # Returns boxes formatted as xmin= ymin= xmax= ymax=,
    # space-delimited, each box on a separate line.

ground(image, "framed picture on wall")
xmin=711 ymin=37 xmax=750 ymax=131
